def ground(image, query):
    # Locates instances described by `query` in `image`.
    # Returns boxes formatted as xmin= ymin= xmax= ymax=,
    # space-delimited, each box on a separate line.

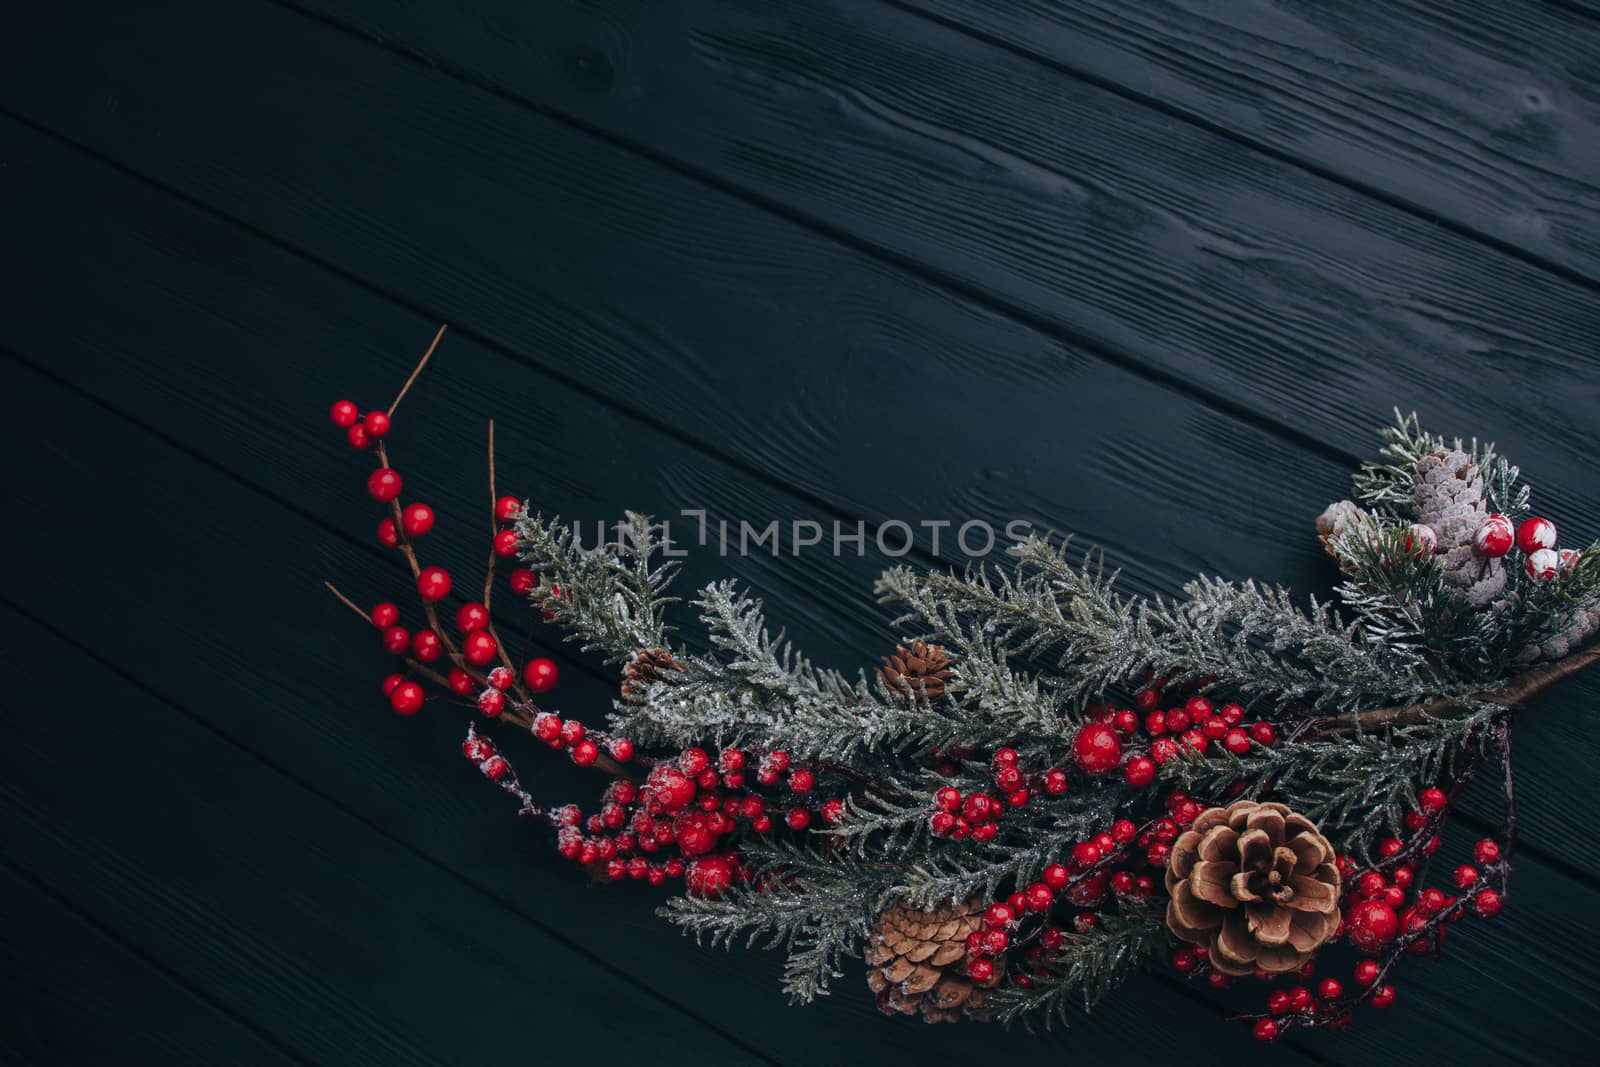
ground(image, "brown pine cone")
xmin=619 ymin=647 xmax=685 ymax=704
xmin=878 ymin=641 xmax=953 ymax=706
xmin=1165 ymin=801 xmax=1341 ymax=976
xmin=865 ymin=897 xmax=998 ymax=1023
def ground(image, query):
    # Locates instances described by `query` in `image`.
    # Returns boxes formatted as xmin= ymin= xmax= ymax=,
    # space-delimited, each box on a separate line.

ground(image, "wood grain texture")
xmin=1 ymin=107 xmax=1598 ymax=1062
xmin=228 ymin=0 xmax=1600 ymax=525
xmin=895 ymin=0 xmax=1600 ymax=283
xmin=0 ymin=859 xmax=303 ymax=1066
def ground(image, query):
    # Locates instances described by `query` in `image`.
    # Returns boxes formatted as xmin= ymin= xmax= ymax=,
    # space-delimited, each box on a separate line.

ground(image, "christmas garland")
xmin=324 ymin=331 xmax=1600 ymax=1041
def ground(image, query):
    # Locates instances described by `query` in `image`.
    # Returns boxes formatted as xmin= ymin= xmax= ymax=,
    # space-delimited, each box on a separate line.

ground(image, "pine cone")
xmin=1315 ymin=499 xmax=1373 ymax=562
xmin=620 ymin=647 xmax=685 ymax=704
xmin=865 ymin=897 xmax=997 ymax=1023
xmin=1412 ymin=448 xmax=1505 ymax=608
xmin=879 ymin=641 xmax=953 ymax=705
xmin=1165 ymin=801 xmax=1341 ymax=977
xmin=1517 ymin=602 xmax=1600 ymax=663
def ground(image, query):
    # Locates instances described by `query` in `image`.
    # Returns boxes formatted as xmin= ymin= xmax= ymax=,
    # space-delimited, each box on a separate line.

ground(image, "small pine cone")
xmin=1165 ymin=801 xmax=1341 ymax=976
xmin=1517 ymin=602 xmax=1600 ymax=664
xmin=1315 ymin=500 xmax=1372 ymax=562
xmin=879 ymin=641 xmax=953 ymax=706
xmin=619 ymin=647 xmax=685 ymax=704
xmin=866 ymin=897 xmax=997 ymax=1023
xmin=1412 ymin=448 xmax=1506 ymax=607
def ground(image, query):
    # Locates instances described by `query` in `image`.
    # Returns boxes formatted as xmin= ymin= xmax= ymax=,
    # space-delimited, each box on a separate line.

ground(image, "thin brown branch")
xmin=1323 ymin=643 xmax=1600 ymax=735
xmin=387 ymin=323 xmax=447 ymax=417
xmin=324 ymin=581 xmax=371 ymax=624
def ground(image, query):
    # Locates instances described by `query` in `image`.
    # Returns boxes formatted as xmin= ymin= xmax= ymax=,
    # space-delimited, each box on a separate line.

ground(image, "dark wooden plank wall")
xmin=1 ymin=1 xmax=1596 ymax=1063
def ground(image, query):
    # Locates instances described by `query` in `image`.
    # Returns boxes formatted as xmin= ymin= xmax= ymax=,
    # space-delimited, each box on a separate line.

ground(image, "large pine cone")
xmin=1413 ymin=448 xmax=1505 ymax=608
xmin=878 ymin=641 xmax=953 ymax=706
xmin=1165 ymin=801 xmax=1341 ymax=976
xmin=620 ymin=647 xmax=685 ymax=704
xmin=865 ymin=897 xmax=997 ymax=1023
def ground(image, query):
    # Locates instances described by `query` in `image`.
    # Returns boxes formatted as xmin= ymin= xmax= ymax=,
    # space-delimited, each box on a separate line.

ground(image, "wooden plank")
xmin=0 ymin=860 xmax=303 ymax=1066
xmin=180 ymin=0 xmax=1600 ymax=522
xmin=894 ymin=0 xmax=1600 ymax=283
xmin=0 ymin=597 xmax=756 ymax=1066
xmin=0 ymin=122 xmax=1596 ymax=1063
xmin=0 ymin=363 xmax=1314 ymax=1063
xmin=1 ymin=96 xmax=1595 ymax=882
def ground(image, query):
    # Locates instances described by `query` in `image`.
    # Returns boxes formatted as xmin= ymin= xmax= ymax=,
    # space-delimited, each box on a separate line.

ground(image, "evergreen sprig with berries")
xmin=324 ymin=332 xmax=1600 ymax=1040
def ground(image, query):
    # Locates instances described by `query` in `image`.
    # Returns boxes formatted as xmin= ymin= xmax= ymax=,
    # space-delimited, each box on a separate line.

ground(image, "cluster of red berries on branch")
xmin=1472 ymin=513 xmax=1577 ymax=582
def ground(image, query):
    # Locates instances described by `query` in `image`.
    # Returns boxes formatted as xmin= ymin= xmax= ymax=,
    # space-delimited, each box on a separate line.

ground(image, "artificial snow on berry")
xmin=1473 ymin=514 xmax=1514 ymax=557
xmin=1525 ymin=548 xmax=1560 ymax=581
xmin=367 ymin=468 xmax=403 ymax=502
xmin=477 ymin=688 xmax=504 ymax=716
xmin=524 ymin=657 xmax=559 ymax=692
xmin=1559 ymin=548 xmax=1582 ymax=572
xmin=1403 ymin=523 xmax=1438 ymax=556
xmin=487 ymin=666 xmax=514 ymax=690
xmin=1516 ymin=516 xmax=1557 ymax=554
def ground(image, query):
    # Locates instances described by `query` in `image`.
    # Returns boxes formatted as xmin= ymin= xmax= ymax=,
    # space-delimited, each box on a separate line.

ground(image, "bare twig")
xmin=388 ymin=323 xmax=447 ymax=417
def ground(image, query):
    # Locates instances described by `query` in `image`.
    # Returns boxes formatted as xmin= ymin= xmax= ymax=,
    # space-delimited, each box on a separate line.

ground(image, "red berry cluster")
xmin=1219 ymin=782 xmax=1510 ymax=1041
xmin=1080 ymin=691 xmax=1277 ymax=788
xmin=1472 ymin=513 xmax=1581 ymax=582
xmin=326 ymin=388 xmax=563 ymax=721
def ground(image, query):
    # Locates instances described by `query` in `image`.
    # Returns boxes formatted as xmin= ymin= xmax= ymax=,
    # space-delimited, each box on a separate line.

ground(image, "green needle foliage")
xmin=510 ymin=416 xmax=1598 ymax=1025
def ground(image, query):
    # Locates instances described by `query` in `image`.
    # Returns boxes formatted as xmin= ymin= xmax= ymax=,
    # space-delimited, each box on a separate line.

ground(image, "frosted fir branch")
xmin=513 ymin=510 xmax=680 ymax=662
xmin=985 ymin=908 xmax=1165 ymax=1028
xmin=1350 ymin=409 xmax=1529 ymax=521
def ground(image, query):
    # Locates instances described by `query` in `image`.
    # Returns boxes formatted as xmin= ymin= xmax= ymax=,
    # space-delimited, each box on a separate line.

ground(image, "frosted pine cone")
xmin=620 ymin=647 xmax=686 ymax=704
xmin=1315 ymin=500 xmax=1372 ymax=562
xmin=879 ymin=641 xmax=953 ymax=706
xmin=1412 ymin=448 xmax=1505 ymax=608
xmin=1517 ymin=603 xmax=1600 ymax=663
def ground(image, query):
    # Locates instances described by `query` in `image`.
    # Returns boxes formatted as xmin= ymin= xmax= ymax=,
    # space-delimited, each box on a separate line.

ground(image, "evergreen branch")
xmin=986 ymin=909 xmax=1164 ymax=1027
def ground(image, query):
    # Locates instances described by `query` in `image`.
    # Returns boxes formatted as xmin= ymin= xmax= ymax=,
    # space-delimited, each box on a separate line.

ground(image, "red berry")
xmin=1149 ymin=737 xmax=1179 ymax=764
xmin=785 ymin=808 xmax=811 ymax=830
xmin=1353 ymin=959 xmax=1380 ymax=985
xmin=376 ymin=517 xmax=400 ymax=547
xmin=1144 ymin=711 xmax=1168 ymax=735
xmin=371 ymin=602 xmax=400 ymax=629
xmin=1185 ymin=695 xmax=1212 ymax=718
xmin=1346 ymin=899 xmax=1400 ymax=953
xmin=1201 ymin=716 xmax=1228 ymax=741
xmin=994 ymin=765 xmax=1024 ymax=792
xmin=1043 ymin=769 xmax=1069 ymax=795
xmin=1072 ymin=722 xmax=1122 ymax=775
xmin=935 ymin=787 xmax=962 ymax=813
xmin=346 ymin=423 xmax=371 ymax=450
xmin=1006 ymin=789 xmax=1030 ymax=808
xmin=477 ymin=689 xmax=504 ymax=717
xmin=382 ymin=673 xmax=404 ymax=695
xmin=367 ymin=468 xmax=403 ymax=502
xmin=1392 ymin=865 xmax=1414 ymax=889
xmin=1073 ymin=841 xmax=1102 ymax=868
xmin=1112 ymin=708 xmax=1140 ymax=734
xmin=411 ymin=629 xmax=442 ymax=662
xmin=389 ymin=681 xmax=424 ymax=715
xmin=416 ymin=566 xmax=451 ymax=601
xmin=1267 ymin=990 xmax=1291 ymax=1015
xmin=1356 ymin=871 xmax=1387 ymax=898
xmin=1123 ymin=756 xmax=1156 ymax=788
xmin=967 ymin=958 xmax=994 ymax=982
xmin=1473 ymin=839 xmax=1501 ymax=865
xmin=1473 ymin=514 xmax=1514 ymax=557
xmin=462 ymin=735 xmax=495 ymax=762
xmin=983 ymin=903 xmax=1014 ymax=928
xmin=1371 ymin=984 xmax=1396 ymax=1009
xmin=1474 ymin=889 xmax=1502 ymax=918
xmin=1384 ymin=885 xmax=1406 ymax=908
xmin=401 ymin=502 xmax=434 ymax=537
xmin=993 ymin=747 xmax=1018 ymax=766
xmin=1110 ymin=818 xmax=1136 ymax=843
xmin=462 ymin=631 xmax=498 ymax=666
xmin=1171 ymin=948 xmax=1197 ymax=974
xmin=362 ymin=410 xmax=391 ymax=438
xmin=490 ymin=495 xmax=520 ymax=523
xmin=1208 ymin=970 xmax=1231 ymax=989
xmin=685 ymin=855 xmax=733 ymax=898
xmin=329 ymin=399 xmax=360 ymax=428
xmin=609 ymin=738 xmax=634 ymax=761
xmin=455 ymin=602 xmax=490 ymax=633
xmin=486 ymin=666 xmax=514 ymax=690
xmin=765 ymin=751 xmax=791 ymax=773
xmin=493 ymin=530 xmax=520 ymax=558
xmin=509 ymin=568 xmax=537 ymax=595
xmin=1223 ymin=728 xmax=1251 ymax=755
xmin=1453 ymin=865 xmax=1478 ymax=888
xmin=448 ymin=668 xmax=474 ymax=695
xmin=788 ymin=768 xmax=816 ymax=793
xmin=1164 ymin=707 xmax=1189 ymax=733
xmin=1318 ymin=978 xmax=1342 ymax=1000
xmin=930 ymin=812 xmax=956 ymax=836
xmin=1043 ymin=863 xmax=1070 ymax=890
xmin=1418 ymin=887 xmax=1446 ymax=915
xmin=1220 ymin=702 xmax=1245 ymax=726
xmin=382 ymin=626 xmax=411 ymax=655
xmin=1253 ymin=1019 xmax=1279 ymax=1043
xmin=1419 ymin=786 xmax=1447 ymax=812
xmin=1288 ymin=986 xmax=1312 ymax=1011
xmin=971 ymin=822 xmax=997 ymax=842
xmin=1249 ymin=721 xmax=1276 ymax=747
xmin=1023 ymin=882 xmax=1054 ymax=912
xmin=524 ymin=657 xmax=559 ymax=692
xmin=480 ymin=756 xmax=509 ymax=781
xmin=1378 ymin=837 xmax=1403 ymax=859
xmin=571 ymin=739 xmax=599 ymax=766
xmin=1180 ymin=728 xmax=1207 ymax=754
xmin=1516 ymin=516 xmax=1557 ymax=553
